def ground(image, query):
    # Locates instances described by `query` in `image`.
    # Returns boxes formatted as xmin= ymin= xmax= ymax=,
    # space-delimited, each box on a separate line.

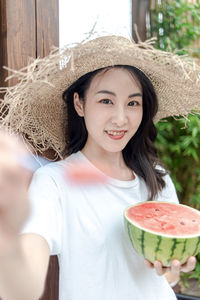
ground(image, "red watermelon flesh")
xmin=126 ymin=202 xmax=200 ymax=236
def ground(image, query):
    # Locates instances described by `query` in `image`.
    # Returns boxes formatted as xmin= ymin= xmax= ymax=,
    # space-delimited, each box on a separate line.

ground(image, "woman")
xmin=0 ymin=35 xmax=199 ymax=300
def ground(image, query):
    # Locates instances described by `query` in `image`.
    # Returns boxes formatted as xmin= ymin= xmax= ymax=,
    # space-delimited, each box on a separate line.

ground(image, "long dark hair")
xmin=62 ymin=65 xmax=167 ymax=200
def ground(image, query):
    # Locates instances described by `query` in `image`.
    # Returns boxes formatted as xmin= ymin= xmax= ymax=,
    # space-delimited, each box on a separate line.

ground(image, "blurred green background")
xmin=149 ymin=0 xmax=200 ymax=286
xmin=149 ymin=0 xmax=200 ymax=210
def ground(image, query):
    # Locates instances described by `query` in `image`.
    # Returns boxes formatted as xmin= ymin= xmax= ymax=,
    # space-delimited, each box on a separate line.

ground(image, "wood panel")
xmin=4 ymin=0 xmax=36 ymax=86
xmin=36 ymin=0 xmax=59 ymax=57
xmin=0 ymin=0 xmax=8 ymax=88
xmin=132 ymin=0 xmax=150 ymax=42
xmin=0 ymin=0 xmax=59 ymax=85
xmin=0 ymin=1 xmax=60 ymax=299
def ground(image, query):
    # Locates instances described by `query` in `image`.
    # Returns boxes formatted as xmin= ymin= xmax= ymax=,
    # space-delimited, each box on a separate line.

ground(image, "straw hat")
xmin=0 ymin=35 xmax=199 ymax=158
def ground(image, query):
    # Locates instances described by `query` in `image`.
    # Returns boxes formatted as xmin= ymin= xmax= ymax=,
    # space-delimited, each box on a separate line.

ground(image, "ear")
xmin=73 ymin=92 xmax=84 ymax=117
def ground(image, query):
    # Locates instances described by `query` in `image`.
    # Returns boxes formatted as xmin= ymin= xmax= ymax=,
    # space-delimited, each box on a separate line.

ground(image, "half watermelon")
xmin=124 ymin=201 xmax=200 ymax=266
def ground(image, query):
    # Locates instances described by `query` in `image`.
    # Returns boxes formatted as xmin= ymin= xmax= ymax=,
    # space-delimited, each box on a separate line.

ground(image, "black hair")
xmin=62 ymin=65 xmax=167 ymax=200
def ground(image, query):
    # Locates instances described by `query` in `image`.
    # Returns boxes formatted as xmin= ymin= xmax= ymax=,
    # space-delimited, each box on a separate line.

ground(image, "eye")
xmin=99 ymin=99 xmax=113 ymax=104
xmin=128 ymin=100 xmax=140 ymax=107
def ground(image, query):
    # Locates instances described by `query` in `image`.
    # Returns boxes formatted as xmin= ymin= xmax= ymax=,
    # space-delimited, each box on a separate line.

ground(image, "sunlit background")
xmin=59 ymin=0 xmax=132 ymax=47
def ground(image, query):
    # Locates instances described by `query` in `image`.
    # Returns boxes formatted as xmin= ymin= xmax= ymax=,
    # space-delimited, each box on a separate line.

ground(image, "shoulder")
xmin=30 ymin=151 xmax=82 ymax=188
xmin=30 ymin=161 xmax=64 ymax=191
xmin=33 ymin=151 xmax=80 ymax=176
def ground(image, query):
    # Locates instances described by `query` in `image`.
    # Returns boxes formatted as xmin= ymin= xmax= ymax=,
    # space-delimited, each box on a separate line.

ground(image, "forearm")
xmin=0 ymin=133 xmax=48 ymax=299
xmin=0 ymin=238 xmax=46 ymax=300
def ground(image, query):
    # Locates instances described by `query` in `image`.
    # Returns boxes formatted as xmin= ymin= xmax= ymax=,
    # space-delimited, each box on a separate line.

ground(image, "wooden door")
xmin=0 ymin=1 xmax=59 ymax=299
xmin=0 ymin=0 xmax=59 ymax=86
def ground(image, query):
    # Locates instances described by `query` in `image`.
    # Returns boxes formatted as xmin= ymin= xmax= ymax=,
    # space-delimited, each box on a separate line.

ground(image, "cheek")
xmin=139 ymin=111 xmax=143 ymax=124
xmin=84 ymin=105 xmax=108 ymax=126
xmin=130 ymin=110 xmax=143 ymax=126
xmin=83 ymin=108 xmax=102 ymax=133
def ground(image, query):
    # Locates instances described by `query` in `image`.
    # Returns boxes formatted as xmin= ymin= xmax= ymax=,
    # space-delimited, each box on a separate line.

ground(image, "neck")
xmin=81 ymin=146 xmax=134 ymax=181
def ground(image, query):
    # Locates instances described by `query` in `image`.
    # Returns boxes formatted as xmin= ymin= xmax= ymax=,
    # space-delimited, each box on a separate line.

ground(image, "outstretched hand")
xmin=144 ymin=256 xmax=196 ymax=277
xmin=0 ymin=131 xmax=32 ymax=257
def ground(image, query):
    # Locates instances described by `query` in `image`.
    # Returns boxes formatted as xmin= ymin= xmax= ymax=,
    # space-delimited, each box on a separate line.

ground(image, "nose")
xmin=111 ymin=106 xmax=128 ymax=127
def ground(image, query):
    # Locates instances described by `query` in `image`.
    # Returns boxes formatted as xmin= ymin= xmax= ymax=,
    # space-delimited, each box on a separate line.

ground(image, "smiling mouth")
xmin=105 ymin=130 xmax=127 ymax=139
xmin=106 ymin=130 xmax=127 ymax=136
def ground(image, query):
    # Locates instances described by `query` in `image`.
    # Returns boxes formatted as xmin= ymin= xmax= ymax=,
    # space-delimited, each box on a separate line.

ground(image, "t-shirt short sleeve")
xmin=21 ymin=167 xmax=63 ymax=255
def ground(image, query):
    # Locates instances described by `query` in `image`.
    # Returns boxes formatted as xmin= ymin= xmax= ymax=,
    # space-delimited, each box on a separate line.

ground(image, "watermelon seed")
xmin=155 ymin=209 xmax=159 ymax=211
xmin=180 ymin=222 xmax=185 ymax=225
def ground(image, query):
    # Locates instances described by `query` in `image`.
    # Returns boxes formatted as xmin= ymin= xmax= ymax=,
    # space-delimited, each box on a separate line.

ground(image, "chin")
xmin=102 ymin=144 xmax=128 ymax=153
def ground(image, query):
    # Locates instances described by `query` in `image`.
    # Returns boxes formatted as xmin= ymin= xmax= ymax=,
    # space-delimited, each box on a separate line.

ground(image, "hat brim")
xmin=0 ymin=35 xmax=199 ymax=158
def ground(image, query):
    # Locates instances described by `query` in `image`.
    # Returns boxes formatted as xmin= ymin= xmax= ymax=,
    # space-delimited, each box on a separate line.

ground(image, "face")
xmin=74 ymin=67 xmax=143 ymax=155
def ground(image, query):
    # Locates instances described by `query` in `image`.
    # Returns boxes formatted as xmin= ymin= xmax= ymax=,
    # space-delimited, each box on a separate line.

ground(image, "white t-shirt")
xmin=22 ymin=151 xmax=178 ymax=300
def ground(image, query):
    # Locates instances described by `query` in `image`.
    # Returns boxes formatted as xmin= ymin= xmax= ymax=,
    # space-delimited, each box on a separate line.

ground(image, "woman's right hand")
xmin=0 ymin=131 xmax=32 ymax=257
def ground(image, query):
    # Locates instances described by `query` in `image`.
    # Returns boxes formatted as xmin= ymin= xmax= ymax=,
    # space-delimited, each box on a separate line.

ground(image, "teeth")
xmin=106 ymin=130 xmax=125 ymax=136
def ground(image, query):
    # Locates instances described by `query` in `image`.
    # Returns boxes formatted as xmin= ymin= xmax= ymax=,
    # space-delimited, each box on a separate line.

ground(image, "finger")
xmin=0 ymin=132 xmax=26 ymax=157
xmin=181 ymin=256 xmax=196 ymax=273
xmin=170 ymin=259 xmax=181 ymax=277
xmin=0 ymin=164 xmax=32 ymax=190
xmin=144 ymin=259 xmax=154 ymax=269
xmin=0 ymin=165 xmax=32 ymax=207
xmin=154 ymin=260 xmax=168 ymax=276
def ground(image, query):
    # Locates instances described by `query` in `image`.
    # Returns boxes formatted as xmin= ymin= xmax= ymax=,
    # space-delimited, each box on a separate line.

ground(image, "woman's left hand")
xmin=144 ymin=256 xmax=196 ymax=277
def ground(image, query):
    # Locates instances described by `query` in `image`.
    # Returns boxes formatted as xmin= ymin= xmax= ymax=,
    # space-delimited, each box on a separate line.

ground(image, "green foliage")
xmin=155 ymin=115 xmax=200 ymax=209
xmin=149 ymin=0 xmax=200 ymax=57
xmin=187 ymin=253 xmax=200 ymax=284
xmin=180 ymin=253 xmax=200 ymax=286
xmin=150 ymin=0 xmax=200 ymax=287
xmin=150 ymin=0 xmax=200 ymax=209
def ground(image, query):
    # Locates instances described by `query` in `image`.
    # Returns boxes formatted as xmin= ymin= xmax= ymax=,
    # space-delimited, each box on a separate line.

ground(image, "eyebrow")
xmin=96 ymin=90 xmax=142 ymax=98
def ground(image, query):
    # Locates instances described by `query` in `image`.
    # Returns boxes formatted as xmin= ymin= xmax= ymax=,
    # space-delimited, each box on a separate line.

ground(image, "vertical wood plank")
xmin=36 ymin=0 xmax=59 ymax=57
xmin=132 ymin=0 xmax=150 ymax=42
xmin=0 ymin=0 xmax=8 ymax=88
xmin=5 ymin=0 xmax=36 ymax=86
xmin=0 ymin=1 xmax=59 ymax=299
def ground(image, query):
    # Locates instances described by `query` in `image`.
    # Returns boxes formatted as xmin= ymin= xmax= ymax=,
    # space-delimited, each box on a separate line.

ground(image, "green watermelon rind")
xmin=124 ymin=202 xmax=200 ymax=267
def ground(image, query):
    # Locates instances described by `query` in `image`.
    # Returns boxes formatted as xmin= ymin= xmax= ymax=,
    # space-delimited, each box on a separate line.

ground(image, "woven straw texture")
xmin=0 ymin=35 xmax=199 ymax=158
